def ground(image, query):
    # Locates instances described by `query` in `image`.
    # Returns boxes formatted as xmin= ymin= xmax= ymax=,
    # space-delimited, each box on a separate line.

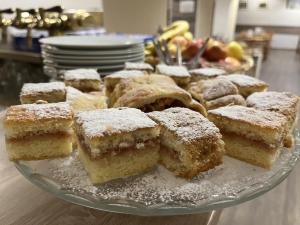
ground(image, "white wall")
xmin=237 ymin=0 xmax=300 ymax=27
xmin=212 ymin=0 xmax=239 ymax=41
xmin=0 ymin=0 xmax=103 ymax=11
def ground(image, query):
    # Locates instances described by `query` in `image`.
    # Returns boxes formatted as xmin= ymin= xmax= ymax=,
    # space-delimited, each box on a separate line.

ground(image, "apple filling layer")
xmin=77 ymin=132 xmax=159 ymax=160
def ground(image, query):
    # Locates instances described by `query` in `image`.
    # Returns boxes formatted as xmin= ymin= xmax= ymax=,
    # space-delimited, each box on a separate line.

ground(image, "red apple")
xmin=182 ymin=38 xmax=204 ymax=59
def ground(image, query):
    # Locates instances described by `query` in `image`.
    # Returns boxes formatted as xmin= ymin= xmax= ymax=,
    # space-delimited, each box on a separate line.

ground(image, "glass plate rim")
xmin=14 ymin=130 xmax=300 ymax=216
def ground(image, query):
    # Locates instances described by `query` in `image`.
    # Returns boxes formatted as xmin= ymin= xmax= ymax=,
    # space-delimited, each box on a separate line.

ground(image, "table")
xmin=0 ymin=110 xmax=221 ymax=225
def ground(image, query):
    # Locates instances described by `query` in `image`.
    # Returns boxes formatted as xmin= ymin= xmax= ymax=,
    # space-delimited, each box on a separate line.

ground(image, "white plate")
xmin=42 ymin=51 xmax=144 ymax=60
xmin=43 ymin=55 xmax=144 ymax=65
xmin=39 ymin=35 xmax=144 ymax=49
xmin=43 ymin=62 xmax=127 ymax=70
xmin=41 ymin=45 xmax=144 ymax=56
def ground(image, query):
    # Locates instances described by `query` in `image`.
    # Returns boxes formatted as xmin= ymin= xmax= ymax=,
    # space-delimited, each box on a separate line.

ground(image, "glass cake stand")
xmin=12 ymin=130 xmax=300 ymax=216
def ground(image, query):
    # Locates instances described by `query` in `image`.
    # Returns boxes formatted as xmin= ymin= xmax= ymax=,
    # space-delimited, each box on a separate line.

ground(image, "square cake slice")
xmin=205 ymin=94 xmax=246 ymax=110
xmin=4 ymin=102 xmax=73 ymax=161
xmin=220 ymin=74 xmax=268 ymax=97
xmin=208 ymin=105 xmax=289 ymax=168
xmin=20 ymin=82 xmax=66 ymax=104
xmin=156 ymin=64 xmax=191 ymax=87
xmin=74 ymin=108 xmax=160 ymax=184
xmin=247 ymin=91 xmax=299 ymax=148
xmin=188 ymin=78 xmax=239 ymax=103
xmin=125 ymin=62 xmax=154 ymax=73
xmin=64 ymin=69 xmax=101 ymax=92
xmin=189 ymin=68 xmax=226 ymax=82
xmin=148 ymin=107 xmax=224 ymax=179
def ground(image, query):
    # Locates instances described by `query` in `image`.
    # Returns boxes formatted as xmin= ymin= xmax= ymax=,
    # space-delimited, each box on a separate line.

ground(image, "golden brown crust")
xmin=205 ymin=94 xmax=246 ymax=110
xmin=208 ymin=105 xmax=289 ymax=146
xmin=189 ymin=68 xmax=226 ymax=82
xmin=220 ymin=74 xmax=268 ymax=97
xmin=5 ymin=102 xmax=73 ymax=125
xmin=187 ymin=78 xmax=239 ymax=103
xmin=20 ymin=82 xmax=66 ymax=104
xmin=156 ymin=65 xmax=191 ymax=86
xmin=246 ymin=91 xmax=300 ymax=127
xmin=111 ymin=75 xmax=206 ymax=116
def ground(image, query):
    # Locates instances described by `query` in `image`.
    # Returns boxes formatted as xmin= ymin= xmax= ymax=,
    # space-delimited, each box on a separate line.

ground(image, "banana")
xmin=159 ymin=20 xmax=190 ymax=41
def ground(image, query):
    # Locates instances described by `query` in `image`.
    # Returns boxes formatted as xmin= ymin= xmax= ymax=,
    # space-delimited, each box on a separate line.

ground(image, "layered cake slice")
xmin=247 ymin=91 xmax=299 ymax=147
xmin=4 ymin=102 xmax=73 ymax=161
xmin=148 ymin=107 xmax=224 ymax=179
xmin=220 ymin=74 xmax=268 ymax=97
xmin=125 ymin=62 xmax=154 ymax=74
xmin=20 ymin=82 xmax=66 ymax=104
xmin=208 ymin=105 xmax=289 ymax=168
xmin=74 ymin=108 xmax=160 ymax=184
xmin=189 ymin=68 xmax=226 ymax=82
xmin=64 ymin=69 xmax=101 ymax=92
xmin=156 ymin=64 xmax=191 ymax=87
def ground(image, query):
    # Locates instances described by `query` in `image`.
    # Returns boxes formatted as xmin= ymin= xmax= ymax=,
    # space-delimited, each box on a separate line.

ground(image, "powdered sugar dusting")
xmin=221 ymin=74 xmax=267 ymax=87
xmin=37 ymin=141 xmax=298 ymax=209
xmin=247 ymin=91 xmax=299 ymax=112
xmin=106 ymin=70 xmax=145 ymax=78
xmin=21 ymin=82 xmax=65 ymax=96
xmin=125 ymin=62 xmax=153 ymax=71
xmin=208 ymin=105 xmax=287 ymax=128
xmin=6 ymin=102 xmax=73 ymax=121
xmin=75 ymin=108 xmax=157 ymax=138
xmin=148 ymin=107 xmax=221 ymax=143
xmin=64 ymin=69 xmax=100 ymax=81
xmin=156 ymin=65 xmax=190 ymax=77
xmin=189 ymin=68 xmax=226 ymax=77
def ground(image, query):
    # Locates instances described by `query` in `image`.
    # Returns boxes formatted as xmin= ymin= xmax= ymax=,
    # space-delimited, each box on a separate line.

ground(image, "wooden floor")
xmin=219 ymin=50 xmax=300 ymax=225
xmin=0 ymin=50 xmax=299 ymax=225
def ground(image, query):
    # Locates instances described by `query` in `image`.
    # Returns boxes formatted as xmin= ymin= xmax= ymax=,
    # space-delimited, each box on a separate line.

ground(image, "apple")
xmin=182 ymin=38 xmax=204 ymax=59
xmin=203 ymin=45 xmax=228 ymax=62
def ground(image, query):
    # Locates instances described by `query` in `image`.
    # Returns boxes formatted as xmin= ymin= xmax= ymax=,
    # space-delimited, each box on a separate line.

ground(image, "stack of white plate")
xmin=40 ymin=35 xmax=145 ymax=77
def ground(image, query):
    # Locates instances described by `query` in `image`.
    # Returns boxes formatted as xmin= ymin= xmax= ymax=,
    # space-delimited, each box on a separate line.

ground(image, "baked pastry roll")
xmin=189 ymin=68 xmax=226 ymax=82
xmin=111 ymin=74 xmax=206 ymax=116
xmin=20 ymin=82 xmax=66 ymax=104
xmin=64 ymin=69 xmax=101 ymax=92
xmin=208 ymin=105 xmax=289 ymax=168
xmin=66 ymin=87 xmax=107 ymax=113
xmin=74 ymin=108 xmax=160 ymax=184
xmin=148 ymin=107 xmax=224 ymax=178
xmin=125 ymin=62 xmax=154 ymax=73
xmin=104 ymin=70 xmax=145 ymax=106
xmin=4 ymin=102 xmax=73 ymax=161
xmin=187 ymin=78 xmax=243 ymax=109
xmin=156 ymin=64 xmax=191 ymax=87
xmin=205 ymin=94 xmax=246 ymax=110
xmin=220 ymin=74 xmax=268 ymax=97
xmin=247 ymin=91 xmax=299 ymax=147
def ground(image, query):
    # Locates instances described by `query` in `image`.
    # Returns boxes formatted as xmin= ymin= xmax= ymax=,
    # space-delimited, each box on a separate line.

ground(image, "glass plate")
xmin=11 ymin=130 xmax=300 ymax=216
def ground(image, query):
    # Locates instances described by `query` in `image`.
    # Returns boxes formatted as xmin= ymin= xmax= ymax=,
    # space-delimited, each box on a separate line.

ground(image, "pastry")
xmin=74 ymin=108 xmax=160 ymax=184
xmin=4 ymin=102 xmax=73 ymax=161
xmin=205 ymin=94 xmax=246 ymax=110
xmin=187 ymin=78 xmax=240 ymax=109
xmin=247 ymin=91 xmax=300 ymax=147
xmin=208 ymin=105 xmax=289 ymax=168
xmin=112 ymin=74 xmax=206 ymax=116
xmin=104 ymin=70 xmax=145 ymax=106
xmin=148 ymin=107 xmax=224 ymax=178
xmin=156 ymin=64 xmax=191 ymax=87
xmin=64 ymin=69 xmax=101 ymax=92
xmin=189 ymin=68 xmax=226 ymax=82
xmin=20 ymin=82 xmax=66 ymax=104
xmin=66 ymin=87 xmax=107 ymax=113
xmin=124 ymin=62 xmax=154 ymax=73
xmin=220 ymin=74 xmax=268 ymax=97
